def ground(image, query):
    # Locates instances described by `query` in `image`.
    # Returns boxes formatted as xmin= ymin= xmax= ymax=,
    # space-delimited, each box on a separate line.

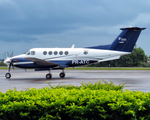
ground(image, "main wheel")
xmin=59 ymin=72 xmax=65 ymax=78
xmin=46 ymin=74 xmax=52 ymax=79
xmin=5 ymin=73 xmax=11 ymax=79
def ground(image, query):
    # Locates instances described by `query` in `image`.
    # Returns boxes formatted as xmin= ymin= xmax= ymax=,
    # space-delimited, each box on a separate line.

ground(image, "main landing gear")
xmin=46 ymin=74 xmax=52 ymax=79
xmin=46 ymin=69 xmax=65 ymax=79
xmin=46 ymin=68 xmax=52 ymax=79
xmin=59 ymin=69 xmax=65 ymax=78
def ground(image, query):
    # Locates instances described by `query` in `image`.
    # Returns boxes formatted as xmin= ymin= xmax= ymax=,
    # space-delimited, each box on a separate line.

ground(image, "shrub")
xmin=0 ymin=81 xmax=150 ymax=120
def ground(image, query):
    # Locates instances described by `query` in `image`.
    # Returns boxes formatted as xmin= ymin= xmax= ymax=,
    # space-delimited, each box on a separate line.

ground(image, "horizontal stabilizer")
xmin=120 ymin=27 xmax=146 ymax=30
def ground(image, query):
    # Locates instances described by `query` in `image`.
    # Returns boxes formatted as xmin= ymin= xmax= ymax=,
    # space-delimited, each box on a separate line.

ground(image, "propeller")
xmin=4 ymin=51 xmax=14 ymax=72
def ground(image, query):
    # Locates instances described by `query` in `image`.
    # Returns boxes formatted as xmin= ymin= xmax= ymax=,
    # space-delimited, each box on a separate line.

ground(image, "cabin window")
xmin=43 ymin=51 xmax=47 ymax=55
xmin=65 ymin=51 xmax=69 ymax=55
xmin=54 ymin=51 xmax=58 ymax=55
xmin=59 ymin=51 xmax=63 ymax=55
xmin=84 ymin=51 xmax=88 ymax=55
xmin=49 ymin=51 xmax=52 ymax=55
xmin=31 ymin=51 xmax=35 ymax=55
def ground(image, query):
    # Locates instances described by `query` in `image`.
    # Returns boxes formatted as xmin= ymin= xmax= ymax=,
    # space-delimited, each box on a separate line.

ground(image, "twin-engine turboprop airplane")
xmin=4 ymin=27 xmax=146 ymax=79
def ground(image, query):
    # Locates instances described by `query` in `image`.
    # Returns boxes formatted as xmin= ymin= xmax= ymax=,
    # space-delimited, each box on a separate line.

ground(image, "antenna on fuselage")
xmin=71 ymin=44 xmax=75 ymax=48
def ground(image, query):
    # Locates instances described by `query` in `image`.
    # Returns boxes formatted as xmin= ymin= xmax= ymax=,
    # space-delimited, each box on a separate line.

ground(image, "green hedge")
xmin=0 ymin=81 xmax=150 ymax=120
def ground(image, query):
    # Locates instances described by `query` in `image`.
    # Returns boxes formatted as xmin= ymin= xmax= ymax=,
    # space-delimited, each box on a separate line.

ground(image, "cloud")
xmin=0 ymin=0 xmax=150 ymax=55
xmin=0 ymin=33 xmax=38 ymax=43
xmin=0 ymin=0 xmax=135 ymax=36
xmin=130 ymin=13 xmax=150 ymax=26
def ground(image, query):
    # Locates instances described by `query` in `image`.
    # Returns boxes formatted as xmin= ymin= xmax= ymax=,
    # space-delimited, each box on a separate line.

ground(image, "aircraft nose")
xmin=4 ymin=58 xmax=11 ymax=65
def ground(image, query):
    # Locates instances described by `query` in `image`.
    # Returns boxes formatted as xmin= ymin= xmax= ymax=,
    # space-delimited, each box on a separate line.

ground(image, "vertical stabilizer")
xmin=108 ymin=27 xmax=146 ymax=52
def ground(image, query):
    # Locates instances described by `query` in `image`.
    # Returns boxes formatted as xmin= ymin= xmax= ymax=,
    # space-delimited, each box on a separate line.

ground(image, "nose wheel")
xmin=5 ymin=73 xmax=11 ymax=79
xmin=5 ymin=59 xmax=13 ymax=79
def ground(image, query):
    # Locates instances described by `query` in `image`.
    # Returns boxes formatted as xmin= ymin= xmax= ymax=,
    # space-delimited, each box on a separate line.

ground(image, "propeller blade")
xmin=10 ymin=51 xmax=13 ymax=57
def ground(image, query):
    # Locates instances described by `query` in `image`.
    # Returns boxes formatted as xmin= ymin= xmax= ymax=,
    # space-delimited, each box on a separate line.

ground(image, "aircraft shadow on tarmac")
xmin=7 ymin=77 xmax=77 ymax=81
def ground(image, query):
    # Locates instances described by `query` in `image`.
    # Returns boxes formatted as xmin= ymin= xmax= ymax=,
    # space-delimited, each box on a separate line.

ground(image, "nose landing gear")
xmin=5 ymin=58 xmax=13 ymax=79
xmin=5 ymin=63 xmax=12 ymax=79
xmin=5 ymin=73 xmax=11 ymax=79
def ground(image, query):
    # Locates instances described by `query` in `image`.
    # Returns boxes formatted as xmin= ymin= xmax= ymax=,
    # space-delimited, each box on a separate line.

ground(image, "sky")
xmin=0 ymin=0 xmax=150 ymax=58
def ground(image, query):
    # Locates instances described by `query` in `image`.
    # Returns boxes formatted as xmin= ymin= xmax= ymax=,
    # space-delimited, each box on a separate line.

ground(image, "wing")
xmin=25 ymin=57 xmax=65 ymax=68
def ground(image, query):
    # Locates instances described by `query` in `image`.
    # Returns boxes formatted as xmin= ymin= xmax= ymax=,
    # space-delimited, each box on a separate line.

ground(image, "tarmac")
xmin=0 ymin=69 xmax=150 ymax=92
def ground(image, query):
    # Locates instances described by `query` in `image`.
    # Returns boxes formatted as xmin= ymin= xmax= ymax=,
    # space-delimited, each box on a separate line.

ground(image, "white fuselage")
xmin=10 ymin=48 xmax=130 ymax=68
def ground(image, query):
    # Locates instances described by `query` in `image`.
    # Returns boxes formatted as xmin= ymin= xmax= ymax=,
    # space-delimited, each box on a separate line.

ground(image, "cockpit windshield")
xmin=24 ymin=50 xmax=30 ymax=55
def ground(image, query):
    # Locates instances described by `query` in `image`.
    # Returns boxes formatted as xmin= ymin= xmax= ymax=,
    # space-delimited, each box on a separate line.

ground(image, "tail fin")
xmin=108 ymin=27 xmax=146 ymax=52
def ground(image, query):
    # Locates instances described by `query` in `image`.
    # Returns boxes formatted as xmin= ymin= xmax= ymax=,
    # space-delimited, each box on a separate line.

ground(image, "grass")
xmin=1 ymin=66 xmax=150 ymax=70
xmin=0 ymin=66 xmax=7 ymax=69
xmin=66 ymin=67 xmax=150 ymax=70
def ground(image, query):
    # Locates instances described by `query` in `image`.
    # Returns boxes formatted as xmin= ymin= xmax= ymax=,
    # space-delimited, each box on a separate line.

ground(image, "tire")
xmin=46 ymin=74 xmax=52 ymax=79
xmin=59 ymin=72 xmax=65 ymax=78
xmin=5 ymin=73 xmax=11 ymax=79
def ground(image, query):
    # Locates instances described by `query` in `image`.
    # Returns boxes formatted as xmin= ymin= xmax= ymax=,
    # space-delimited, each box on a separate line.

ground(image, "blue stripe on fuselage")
xmin=12 ymin=57 xmax=97 ymax=68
